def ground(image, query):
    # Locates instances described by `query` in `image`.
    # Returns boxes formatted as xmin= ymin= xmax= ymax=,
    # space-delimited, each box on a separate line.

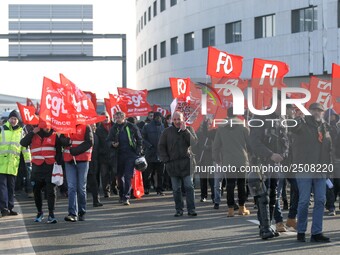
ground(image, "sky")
xmin=0 ymin=0 xmax=136 ymax=101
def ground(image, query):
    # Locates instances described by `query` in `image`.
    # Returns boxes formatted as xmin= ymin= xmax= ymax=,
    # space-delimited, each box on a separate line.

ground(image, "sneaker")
xmin=64 ymin=215 xmax=77 ymax=222
xmin=297 ymin=233 xmax=306 ymax=242
xmin=188 ymin=211 xmax=198 ymax=217
xmin=200 ymin=198 xmax=207 ymax=202
xmin=123 ymin=200 xmax=130 ymax=206
xmin=34 ymin=212 xmax=44 ymax=222
xmin=310 ymin=233 xmax=331 ymax=242
xmin=328 ymin=210 xmax=336 ymax=216
xmin=174 ymin=211 xmax=183 ymax=217
xmin=78 ymin=214 xmax=85 ymax=221
xmin=47 ymin=215 xmax=57 ymax=224
xmin=93 ymin=202 xmax=103 ymax=207
xmin=213 ymin=203 xmax=219 ymax=209
xmin=8 ymin=210 xmax=18 ymax=216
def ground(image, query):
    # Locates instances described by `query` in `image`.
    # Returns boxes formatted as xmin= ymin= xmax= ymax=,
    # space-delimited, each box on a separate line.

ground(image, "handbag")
xmin=51 ymin=163 xmax=64 ymax=186
xmin=131 ymin=170 xmax=144 ymax=199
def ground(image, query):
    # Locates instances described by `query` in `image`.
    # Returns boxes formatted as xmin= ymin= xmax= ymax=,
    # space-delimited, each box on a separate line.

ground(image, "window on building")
xmin=144 ymin=12 xmax=147 ymax=26
xmin=170 ymin=0 xmax=177 ymax=7
xmin=160 ymin=0 xmax=166 ymax=12
xmin=141 ymin=16 xmax=143 ymax=29
xmin=161 ymin=41 xmax=166 ymax=58
xmin=148 ymin=48 xmax=152 ymax=63
xmin=144 ymin=51 xmax=147 ymax=66
xmin=148 ymin=6 xmax=151 ymax=21
xmin=153 ymin=44 xmax=157 ymax=60
xmin=225 ymin=21 xmax=242 ymax=43
xmin=153 ymin=1 xmax=157 ymax=17
xmin=338 ymin=1 xmax=340 ymax=27
xmin=141 ymin=54 xmax=143 ymax=68
xmin=202 ymin=26 xmax=215 ymax=48
xmin=255 ymin=14 xmax=275 ymax=39
xmin=292 ymin=6 xmax=317 ymax=33
xmin=184 ymin=32 xmax=194 ymax=52
xmin=171 ymin=37 xmax=178 ymax=55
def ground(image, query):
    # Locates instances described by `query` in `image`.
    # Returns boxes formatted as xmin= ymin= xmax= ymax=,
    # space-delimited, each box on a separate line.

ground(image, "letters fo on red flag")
xmin=117 ymin=88 xmax=152 ymax=117
xmin=306 ymin=76 xmax=332 ymax=110
xmin=206 ymin=46 xmax=243 ymax=78
xmin=39 ymin=77 xmax=76 ymax=133
xmin=169 ymin=78 xmax=191 ymax=102
xmin=17 ymin=102 xmax=39 ymax=125
xmin=59 ymin=74 xmax=105 ymax=125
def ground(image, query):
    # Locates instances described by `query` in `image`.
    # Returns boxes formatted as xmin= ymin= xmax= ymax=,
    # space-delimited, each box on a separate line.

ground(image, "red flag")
xmin=109 ymin=93 xmax=129 ymax=116
xmin=83 ymin=91 xmax=97 ymax=111
xmin=251 ymin=58 xmax=289 ymax=109
xmin=169 ymin=78 xmax=191 ymax=102
xmin=17 ymin=102 xmax=39 ymax=125
xmin=117 ymin=88 xmax=152 ymax=117
xmin=59 ymin=74 xmax=105 ymax=125
xmin=206 ymin=46 xmax=243 ymax=78
xmin=104 ymin=98 xmax=112 ymax=119
xmin=306 ymin=76 xmax=332 ymax=110
xmin=331 ymin=63 xmax=340 ymax=113
xmin=39 ymin=77 xmax=76 ymax=133
xmin=152 ymin=104 xmax=170 ymax=117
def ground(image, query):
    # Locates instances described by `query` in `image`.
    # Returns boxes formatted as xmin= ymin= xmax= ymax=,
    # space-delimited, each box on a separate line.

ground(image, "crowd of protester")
xmin=1 ymin=100 xmax=340 ymax=243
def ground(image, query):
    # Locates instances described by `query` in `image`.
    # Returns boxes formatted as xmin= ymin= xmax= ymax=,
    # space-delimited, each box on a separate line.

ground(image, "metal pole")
xmin=122 ymin=34 xmax=127 ymax=88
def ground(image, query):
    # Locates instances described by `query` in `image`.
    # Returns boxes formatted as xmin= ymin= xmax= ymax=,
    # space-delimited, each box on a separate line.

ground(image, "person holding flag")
xmin=60 ymin=124 xmax=94 ymax=222
xmin=20 ymin=124 xmax=62 ymax=223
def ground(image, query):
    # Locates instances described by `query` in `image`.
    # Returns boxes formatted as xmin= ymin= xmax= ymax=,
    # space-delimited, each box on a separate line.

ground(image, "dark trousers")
xmin=257 ymin=177 xmax=278 ymax=222
xmin=87 ymin=168 xmax=100 ymax=205
xmin=32 ymin=163 xmax=56 ymax=214
xmin=226 ymin=178 xmax=246 ymax=207
xmin=100 ymin=163 xmax=116 ymax=196
xmin=0 ymin=174 xmax=16 ymax=212
xmin=200 ymin=175 xmax=215 ymax=200
xmin=117 ymin=155 xmax=136 ymax=200
xmin=143 ymin=162 xmax=164 ymax=192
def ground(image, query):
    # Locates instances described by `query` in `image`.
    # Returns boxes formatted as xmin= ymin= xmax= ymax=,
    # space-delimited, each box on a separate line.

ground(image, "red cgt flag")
xmin=117 ymin=88 xmax=152 ymax=117
xmin=17 ymin=102 xmax=39 ymax=125
xmin=39 ymin=77 xmax=76 ymax=133
xmin=169 ymin=77 xmax=191 ymax=102
xmin=59 ymin=74 xmax=105 ymax=125
xmin=206 ymin=46 xmax=243 ymax=78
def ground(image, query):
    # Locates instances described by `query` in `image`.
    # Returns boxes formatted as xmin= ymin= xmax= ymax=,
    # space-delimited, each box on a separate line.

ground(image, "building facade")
xmin=136 ymin=0 xmax=340 ymax=106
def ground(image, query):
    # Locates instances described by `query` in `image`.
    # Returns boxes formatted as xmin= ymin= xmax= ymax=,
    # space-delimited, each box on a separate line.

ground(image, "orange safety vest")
xmin=30 ymin=133 xmax=57 ymax=165
xmin=63 ymin=125 xmax=92 ymax=162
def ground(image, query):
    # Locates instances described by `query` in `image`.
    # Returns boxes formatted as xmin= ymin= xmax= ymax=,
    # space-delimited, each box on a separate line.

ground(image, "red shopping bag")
xmin=132 ymin=170 xmax=144 ymax=199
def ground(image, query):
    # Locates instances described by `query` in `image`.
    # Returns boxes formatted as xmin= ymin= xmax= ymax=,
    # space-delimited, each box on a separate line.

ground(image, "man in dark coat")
xmin=158 ymin=111 xmax=198 ymax=217
xmin=292 ymin=102 xmax=332 ymax=243
xmin=142 ymin=112 xmax=165 ymax=195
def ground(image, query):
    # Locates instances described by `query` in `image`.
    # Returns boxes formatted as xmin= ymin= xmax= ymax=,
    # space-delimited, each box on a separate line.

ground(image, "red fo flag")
xmin=109 ymin=93 xmax=129 ymax=116
xmin=117 ymin=88 xmax=152 ymax=117
xmin=251 ymin=58 xmax=289 ymax=109
xmin=206 ymin=46 xmax=243 ymax=78
xmin=17 ymin=102 xmax=39 ymax=125
xmin=39 ymin=77 xmax=76 ymax=133
xmin=306 ymin=76 xmax=332 ymax=110
xmin=331 ymin=63 xmax=340 ymax=113
xmin=59 ymin=74 xmax=105 ymax=125
xmin=152 ymin=104 xmax=170 ymax=117
xmin=169 ymin=78 xmax=191 ymax=102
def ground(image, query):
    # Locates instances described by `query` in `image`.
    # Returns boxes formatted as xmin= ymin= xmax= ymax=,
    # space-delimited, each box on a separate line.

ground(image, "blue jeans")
xmin=274 ymin=177 xmax=299 ymax=222
xmin=65 ymin=162 xmax=89 ymax=216
xmin=170 ymin=175 xmax=195 ymax=212
xmin=213 ymin=171 xmax=226 ymax=205
xmin=297 ymin=178 xmax=326 ymax=235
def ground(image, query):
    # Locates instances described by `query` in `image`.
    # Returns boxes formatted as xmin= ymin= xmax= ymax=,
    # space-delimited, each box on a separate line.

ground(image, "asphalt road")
xmin=1 ymin=190 xmax=340 ymax=255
